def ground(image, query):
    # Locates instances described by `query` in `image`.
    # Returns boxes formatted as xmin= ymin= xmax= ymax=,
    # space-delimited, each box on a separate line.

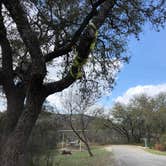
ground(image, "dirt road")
xmin=111 ymin=145 xmax=166 ymax=166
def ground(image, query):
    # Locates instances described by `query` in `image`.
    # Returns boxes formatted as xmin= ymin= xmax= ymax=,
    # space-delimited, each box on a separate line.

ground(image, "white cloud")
xmin=115 ymin=84 xmax=166 ymax=104
xmin=46 ymin=85 xmax=78 ymax=112
xmin=46 ymin=92 xmax=63 ymax=111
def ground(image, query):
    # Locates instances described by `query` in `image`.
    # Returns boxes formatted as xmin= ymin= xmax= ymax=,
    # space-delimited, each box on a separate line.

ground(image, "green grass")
xmin=54 ymin=147 xmax=114 ymax=166
xmin=35 ymin=146 xmax=114 ymax=166
xmin=145 ymin=148 xmax=166 ymax=156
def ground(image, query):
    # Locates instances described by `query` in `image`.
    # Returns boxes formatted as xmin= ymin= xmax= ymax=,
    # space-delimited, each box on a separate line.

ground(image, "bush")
xmin=154 ymin=143 xmax=165 ymax=151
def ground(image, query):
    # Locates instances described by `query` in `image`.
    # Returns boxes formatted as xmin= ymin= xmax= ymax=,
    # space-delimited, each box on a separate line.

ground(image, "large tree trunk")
xmin=0 ymin=88 xmax=25 ymax=159
xmin=0 ymin=93 xmax=44 ymax=166
xmin=1 ymin=89 xmax=25 ymax=135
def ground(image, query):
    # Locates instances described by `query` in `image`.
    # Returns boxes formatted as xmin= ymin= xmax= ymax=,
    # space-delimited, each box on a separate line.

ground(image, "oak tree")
xmin=0 ymin=0 xmax=165 ymax=165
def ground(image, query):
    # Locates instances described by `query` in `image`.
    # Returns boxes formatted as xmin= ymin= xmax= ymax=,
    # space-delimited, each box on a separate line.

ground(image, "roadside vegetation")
xmin=28 ymin=147 xmax=114 ymax=166
xmin=54 ymin=147 xmax=114 ymax=166
xmin=104 ymin=92 xmax=166 ymax=150
xmin=145 ymin=148 xmax=166 ymax=156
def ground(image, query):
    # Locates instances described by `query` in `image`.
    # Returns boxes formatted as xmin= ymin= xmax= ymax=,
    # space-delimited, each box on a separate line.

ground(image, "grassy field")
xmin=35 ymin=146 xmax=114 ymax=166
xmin=145 ymin=148 xmax=166 ymax=156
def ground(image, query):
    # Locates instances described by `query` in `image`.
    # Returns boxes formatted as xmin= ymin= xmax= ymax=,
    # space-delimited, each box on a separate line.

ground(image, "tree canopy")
xmin=0 ymin=0 xmax=165 ymax=97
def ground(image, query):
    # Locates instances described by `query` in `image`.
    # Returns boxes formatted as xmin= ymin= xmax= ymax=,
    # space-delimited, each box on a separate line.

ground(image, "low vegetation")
xmin=56 ymin=148 xmax=114 ymax=166
xmin=145 ymin=148 xmax=166 ymax=156
xmin=30 ymin=147 xmax=114 ymax=166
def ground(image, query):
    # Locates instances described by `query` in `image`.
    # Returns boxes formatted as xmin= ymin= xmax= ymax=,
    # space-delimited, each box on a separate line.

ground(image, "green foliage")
xmin=145 ymin=148 xmax=166 ymax=156
xmin=69 ymin=55 xmax=87 ymax=79
xmin=108 ymin=93 xmax=166 ymax=144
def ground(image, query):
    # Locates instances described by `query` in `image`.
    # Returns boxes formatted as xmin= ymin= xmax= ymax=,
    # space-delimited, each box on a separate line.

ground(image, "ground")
xmin=31 ymin=145 xmax=166 ymax=166
xmin=34 ymin=146 xmax=115 ymax=166
xmin=54 ymin=147 xmax=114 ymax=166
xmin=111 ymin=145 xmax=166 ymax=166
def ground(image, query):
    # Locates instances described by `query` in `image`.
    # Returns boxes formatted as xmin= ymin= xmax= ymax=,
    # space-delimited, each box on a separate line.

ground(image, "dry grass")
xmin=38 ymin=146 xmax=115 ymax=166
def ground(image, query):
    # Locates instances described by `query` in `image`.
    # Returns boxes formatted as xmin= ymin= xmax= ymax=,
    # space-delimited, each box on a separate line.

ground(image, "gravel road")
xmin=111 ymin=145 xmax=166 ymax=166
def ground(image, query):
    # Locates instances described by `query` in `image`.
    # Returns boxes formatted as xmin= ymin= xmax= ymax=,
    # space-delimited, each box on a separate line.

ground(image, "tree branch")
xmin=44 ymin=28 xmax=96 ymax=96
xmin=44 ymin=0 xmax=108 ymax=62
xmin=2 ymin=0 xmax=46 ymax=80
xmin=0 ymin=3 xmax=13 ymax=87
xmin=93 ymin=0 xmax=115 ymax=29
xmin=43 ymin=0 xmax=116 ymax=96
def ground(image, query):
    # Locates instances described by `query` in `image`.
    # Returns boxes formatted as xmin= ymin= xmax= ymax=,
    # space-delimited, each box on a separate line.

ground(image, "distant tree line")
xmin=105 ymin=93 xmax=166 ymax=145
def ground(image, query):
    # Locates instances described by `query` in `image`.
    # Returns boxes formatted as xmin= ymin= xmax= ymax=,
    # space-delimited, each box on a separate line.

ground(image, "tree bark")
xmin=84 ymin=140 xmax=93 ymax=157
xmin=0 ymin=92 xmax=44 ymax=166
xmin=82 ymin=131 xmax=93 ymax=157
xmin=0 ymin=88 xmax=25 ymax=159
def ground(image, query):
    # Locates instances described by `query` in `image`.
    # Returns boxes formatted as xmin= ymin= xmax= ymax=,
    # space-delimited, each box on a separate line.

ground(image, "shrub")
xmin=154 ymin=143 xmax=165 ymax=151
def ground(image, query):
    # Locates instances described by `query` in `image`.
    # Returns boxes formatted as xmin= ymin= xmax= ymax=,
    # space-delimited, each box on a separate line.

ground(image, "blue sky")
xmin=99 ymin=26 xmax=166 ymax=107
